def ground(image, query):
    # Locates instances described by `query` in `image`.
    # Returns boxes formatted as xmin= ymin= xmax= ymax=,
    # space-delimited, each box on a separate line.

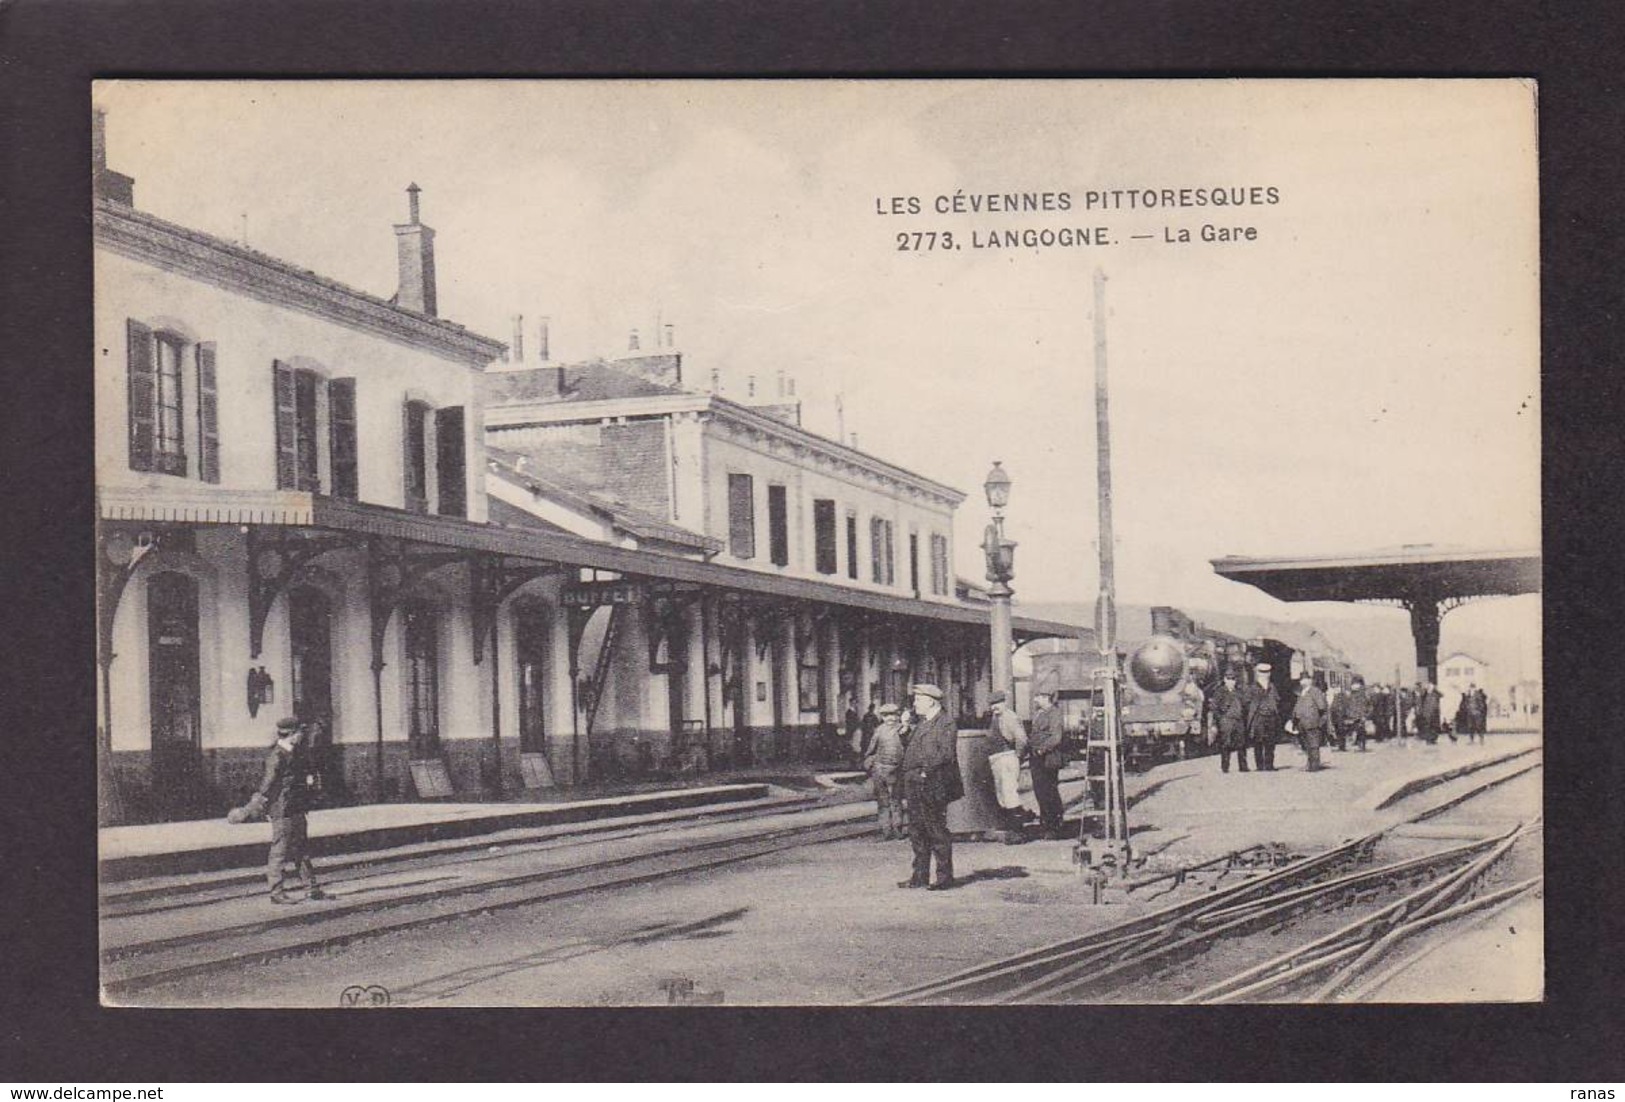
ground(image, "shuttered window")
xmin=273 ymin=361 xmax=320 ymax=491
xmin=845 ymin=513 xmax=859 ymax=580
xmin=328 ymin=378 xmax=358 ymax=500
xmin=435 ymin=405 xmax=466 ymax=517
xmin=727 ymin=473 xmax=755 ymax=559
xmin=153 ymin=333 xmax=188 ymax=476
xmin=294 ymin=369 xmax=319 ymax=491
xmin=127 ymin=319 xmax=156 ymax=472
xmin=402 ymin=400 xmax=429 ymax=513
xmin=195 ymin=343 xmax=219 ymax=484
xmin=813 ymin=499 xmax=837 ymax=575
xmin=909 ymin=532 xmax=920 ymax=595
xmin=870 ymin=516 xmax=885 ymax=583
xmin=883 ymin=521 xmax=895 ymax=585
xmin=930 ymin=533 xmax=950 ymax=596
xmin=767 ymin=485 xmax=789 ymax=567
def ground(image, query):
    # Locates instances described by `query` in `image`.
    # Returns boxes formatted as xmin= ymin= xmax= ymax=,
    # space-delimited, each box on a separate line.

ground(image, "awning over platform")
xmin=98 ymin=487 xmax=1083 ymax=639
xmin=1210 ymin=546 xmax=1541 ymax=603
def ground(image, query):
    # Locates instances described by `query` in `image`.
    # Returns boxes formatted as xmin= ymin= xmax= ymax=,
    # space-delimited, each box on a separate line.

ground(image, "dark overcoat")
xmin=1242 ymin=682 xmax=1283 ymax=745
xmin=901 ymin=709 xmax=963 ymax=804
xmin=1208 ymin=684 xmax=1249 ymax=749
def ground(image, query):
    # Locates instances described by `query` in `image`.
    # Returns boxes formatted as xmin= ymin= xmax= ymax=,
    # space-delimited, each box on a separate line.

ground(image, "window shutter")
xmin=767 ymin=485 xmax=789 ymax=567
xmin=328 ymin=378 xmax=358 ymax=500
xmin=195 ymin=343 xmax=219 ymax=483
xmin=294 ymin=369 xmax=320 ymax=491
xmin=727 ymin=473 xmax=755 ymax=558
xmin=813 ymin=499 xmax=837 ymax=575
xmin=273 ymin=360 xmax=297 ymax=489
xmin=435 ymin=405 xmax=466 ymax=517
xmin=402 ymin=400 xmax=427 ymax=513
xmin=126 ymin=319 xmax=155 ymax=472
xmin=884 ymin=522 xmax=895 ymax=585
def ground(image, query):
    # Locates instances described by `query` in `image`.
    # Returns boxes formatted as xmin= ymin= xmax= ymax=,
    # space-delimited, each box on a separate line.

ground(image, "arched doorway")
xmin=514 ymin=605 xmax=548 ymax=755
xmin=288 ymin=587 xmax=339 ymax=797
xmin=147 ymin=571 xmax=202 ymax=818
xmin=402 ymin=601 xmax=441 ymax=760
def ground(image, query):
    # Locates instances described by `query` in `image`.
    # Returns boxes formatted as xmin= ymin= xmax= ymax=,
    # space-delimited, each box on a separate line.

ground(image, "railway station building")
xmin=94 ymin=120 xmax=1073 ymax=824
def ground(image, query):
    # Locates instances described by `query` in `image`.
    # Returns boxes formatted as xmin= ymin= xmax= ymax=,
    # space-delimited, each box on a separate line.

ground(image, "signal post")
xmin=1080 ymin=267 xmax=1135 ymax=881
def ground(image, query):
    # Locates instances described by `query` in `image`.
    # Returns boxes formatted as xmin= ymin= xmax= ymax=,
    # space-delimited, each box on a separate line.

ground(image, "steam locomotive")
xmin=1028 ymin=606 xmax=1357 ymax=770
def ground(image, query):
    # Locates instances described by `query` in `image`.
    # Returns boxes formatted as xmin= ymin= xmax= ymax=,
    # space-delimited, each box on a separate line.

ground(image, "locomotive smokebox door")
xmin=1128 ymin=635 xmax=1186 ymax=694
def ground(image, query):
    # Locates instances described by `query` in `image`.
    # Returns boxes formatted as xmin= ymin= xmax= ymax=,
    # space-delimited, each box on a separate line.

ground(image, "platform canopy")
xmin=1210 ymin=546 xmax=1541 ymax=604
xmin=1210 ymin=545 xmax=1541 ymax=684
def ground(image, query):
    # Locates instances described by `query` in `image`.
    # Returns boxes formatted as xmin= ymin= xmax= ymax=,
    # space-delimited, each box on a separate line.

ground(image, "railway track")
xmin=102 ymin=808 xmax=873 ymax=997
xmin=100 ymin=793 xmax=829 ymax=917
xmin=870 ymin=749 xmax=1542 ymax=1005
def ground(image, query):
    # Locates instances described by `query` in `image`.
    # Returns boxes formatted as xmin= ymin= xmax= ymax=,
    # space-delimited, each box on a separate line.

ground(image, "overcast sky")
xmin=95 ymin=79 xmax=1540 ymax=654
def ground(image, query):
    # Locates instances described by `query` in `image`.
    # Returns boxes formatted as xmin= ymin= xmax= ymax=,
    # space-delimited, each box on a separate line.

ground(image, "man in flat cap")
xmin=898 ymin=684 xmax=963 ymax=890
xmin=231 ymin=717 xmax=327 ymax=904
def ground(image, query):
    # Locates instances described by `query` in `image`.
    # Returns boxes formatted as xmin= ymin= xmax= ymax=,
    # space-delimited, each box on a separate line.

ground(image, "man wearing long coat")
xmin=1293 ymin=675 xmax=1330 ymax=772
xmin=1208 ymin=670 xmax=1250 ymax=774
xmin=1242 ymin=664 xmax=1283 ymax=772
xmin=898 ymin=684 xmax=962 ymax=891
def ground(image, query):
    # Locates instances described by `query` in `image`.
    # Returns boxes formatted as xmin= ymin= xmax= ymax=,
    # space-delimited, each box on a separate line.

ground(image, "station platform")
xmin=1112 ymin=732 xmax=1543 ymax=869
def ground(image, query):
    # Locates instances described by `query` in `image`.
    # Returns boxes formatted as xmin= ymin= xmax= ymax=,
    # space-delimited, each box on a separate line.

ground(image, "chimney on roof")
xmin=787 ymin=376 xmax=797 ymax=397
xmin=629 ymin=328 xmax=641 ymax=351
xmin=850 ymin=431 xmax=859 ymax=449
xmin=393 ymin=183 xmax=438 ymax=316
xmin=511 ymin=314 xmax=524 ymax=363
xmin=664 ymin=323 xmax=675 ymax=348
xmin=92 ymin=108 xmax=135 ymax=206
xmin=537 ymin=317 xmax=551 ymax=363
xmin=748 ymin=375 xmax=756 ymax=398
xmin=709 ymin=367 xmax=720 ymax=393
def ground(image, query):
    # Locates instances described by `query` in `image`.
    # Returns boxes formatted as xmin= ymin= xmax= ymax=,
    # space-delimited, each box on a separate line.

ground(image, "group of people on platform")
xmin=847 ymin=684 xmax=1067 ymax=893
xmin=1206 ymin=668 xmax=1496 ymax=774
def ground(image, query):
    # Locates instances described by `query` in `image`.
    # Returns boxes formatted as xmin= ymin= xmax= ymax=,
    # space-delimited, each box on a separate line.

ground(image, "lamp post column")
xmin=982 ymin=461 xmax=1016 ymax=702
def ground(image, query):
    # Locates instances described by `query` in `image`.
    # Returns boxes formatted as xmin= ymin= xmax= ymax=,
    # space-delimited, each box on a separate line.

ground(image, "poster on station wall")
xmin=93 ymin=80 xmax=1540 ymax=1009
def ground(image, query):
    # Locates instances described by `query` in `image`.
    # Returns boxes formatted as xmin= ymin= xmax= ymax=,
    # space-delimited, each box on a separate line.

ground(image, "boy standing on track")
xmin=230 ymin=717 xmax=328 ymax=905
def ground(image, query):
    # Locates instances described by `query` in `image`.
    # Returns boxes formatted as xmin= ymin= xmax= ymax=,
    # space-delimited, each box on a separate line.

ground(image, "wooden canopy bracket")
xmin=366 ymin=539 xmax=465 ymax=672
xmin=471 ymin=555 xmax=562 ymax=664
xmin=247 ymin=527 xmax=361 ymax=659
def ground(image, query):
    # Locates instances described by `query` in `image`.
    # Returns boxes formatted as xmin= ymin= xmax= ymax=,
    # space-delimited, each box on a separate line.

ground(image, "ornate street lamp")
xmin=982 ymin=462 xmax=1017 ymax=703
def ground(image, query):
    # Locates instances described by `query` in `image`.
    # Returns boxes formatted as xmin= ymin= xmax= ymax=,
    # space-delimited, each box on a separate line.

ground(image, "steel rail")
xmin=102 ymin=817 xmax=873 ymax=992
xmin=875 ymin=749 xmax=1540 ymax=1005
xmin=1309 ymin=826 xmax=1535 ymax=1000
xmin=100 ymin=795 xmax=827 ymax=917
xmin=867 ymin=831 xmax=1382 ymax=1005
xmin=1333 ymin=876 xmax=1543 ymax=1002
xmin=1184 ymin=821 xmax=1531 ymax=1004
